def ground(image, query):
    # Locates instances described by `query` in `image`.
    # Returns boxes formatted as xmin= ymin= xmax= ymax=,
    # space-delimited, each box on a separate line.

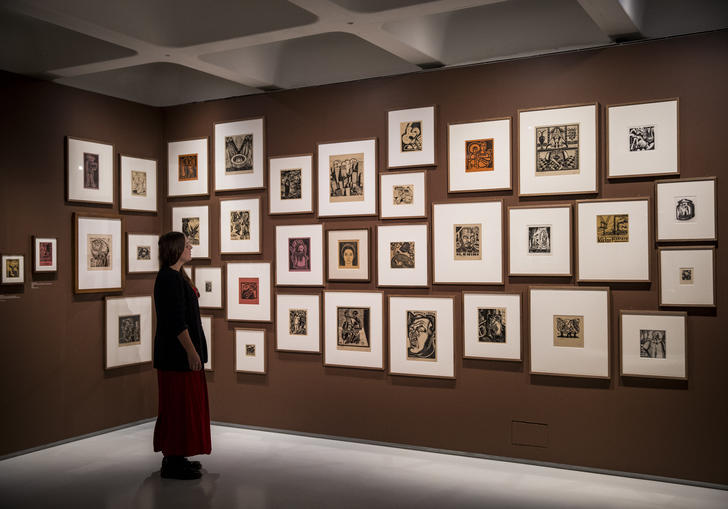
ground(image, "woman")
xmin=153 ymin=232 xmax=211 ymax=480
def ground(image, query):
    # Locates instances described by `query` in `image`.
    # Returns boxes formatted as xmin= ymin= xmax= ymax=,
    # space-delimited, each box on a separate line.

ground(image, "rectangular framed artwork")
xmin=275 ymin=224 xmax=324 ymax=286
xmin=276 ymin=293 xmax=321 ymax=353
xmin=214 ymin=117 xmax=265 ymax=191
xmin=167 ymin=137 xmax=209 ymax=197
xmin=463 ymin=292 xmax=521 ymax=361
xmin=201 ymin=315 xmax=213 ymax=371
xmin=126 ymin=233 xmax=159 ymax=274
xmin=448 ymin=117 xmax=512 ymax=192
xmin=120 ymin=154 xmax=157 ymax=213
xmin=172 ymin=205 xmax=209 ymax=259
xmin=620 ymin=310 xmax=687 ymax=380
xmin=326 ymin=227 xmax=371 ymax=282
xmin=226 ymin=262 xmax=272 ymax=321
xmin=379 ymin=170 xmax=426 ymax=219
xmin=220 ymin=197 xmax=261 ymax=254
xmin=658 ymin=247 xmax=716 ymax=307
xmin=195 ymin=266 xmax=223 ymax=309
xmin=1 ymin=254 xmax=24 ymax=284
xmin=268 ymin=154 xmax=313 ymax=215
xmin=656 ymin=177 xmax=717 ymax=242
xmin=66 ymin=136 xmax=114 ymax=205
xmin=105 ymin=295 xmax=152 ymax=369
xmin=32 ymin=236 xmax=57 ymax=273
xmin=317 ymin=138 xmax=377 ymax=217
xmin=508 ymin=204 xmax=572 ymax=277
xmin=323 ymin=291 xmax=384 ymax=370
xmin=387 ymin=105 xmax=436 ymax=169
xmin=376 ymin=223 xmax=429 ymax=287
xmin=74 ymin=213 xmax=124 ymax=294
xmin=235 ymin=329 xmax=266 ymax=374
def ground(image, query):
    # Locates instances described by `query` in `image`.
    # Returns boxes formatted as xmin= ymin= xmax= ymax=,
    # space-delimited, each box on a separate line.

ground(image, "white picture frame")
xmin=120 ymin=154 xmax=157 ymax=213
xmin=658 ymin=247 xmax=716 ymax=307
xmin=172 ymin=205 xmax=209 ymax=259
xmin=226 ymin=262 xmax=272 ymax=321
xmin=275 ymin=224 xmax=324 ymax=286
xmin=508 ymin=205 xmax=572 ymax=276
xmin=463 ymin=292 xmax=521 ymax=361
xmin=195 ymin=266 xmax=223 ymax=309
xmin=32 ymin=237 xmax=57 ymax=273
xmin=376 ymin=224 xmax=429 ymax=287
xmin=620 ymin=310 xmax=687 ymax=380
xmin=326 ymin=228 xmax=371 ymax=282
xmin=387 ymin=105 xmax=436 ymax=169
xmin=268 ymin=154 xmax=313 ymax=215
xmin=167 ymin=137 xmax=209 ymax=197
xmin=379 ymin=171 xmax=426 ymax=219
xmin=1 ymin=254 xmax=24 ymax=284
xmin=448 ymin=117 xmax=512 ymax=192
xmin=220 ymin=197 xmax=261 ymax=254
xmin=126 ymin=233 xmax=159 ymax=274
xmin=201 ymin=315 xmax=213 ymax=371
xmin=656 ymin=177 xmax=717 ymax=242
xmin=317 ymin=138 xmax=377 ymax=217
xmin=105 ymin=295 xmax=152 ymax=369
xmin=74 ymin=213 xmax=124 ymax=294
xmin=214 ymin=117 xmax=265 ymax=191
xmin=66 ymin=136 xmax=114 ymax=205
xmin=276 ymin=293 xmax=321 ymax=353
xmin=235 ymin=329 xmax=266 ymax=374
xmin=323 ymin=291 xmax=384 ymax=370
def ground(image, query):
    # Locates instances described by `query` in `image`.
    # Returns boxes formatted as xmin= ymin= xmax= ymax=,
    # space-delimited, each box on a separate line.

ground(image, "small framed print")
xmin=276 ymin=293 xmax=321 ymax=353
xmin=74 ymin=213 xmax=124 ymax=294
xmin=463 ymin=292 xmax=521 ymax=361
xmin=269 ymin=154 xmax=313 ymax=215
xmin=172 ymin=205 xmax=209 ymax=259
xmin=448 ymin=117 xmax=512 ymax=192
xmin=226 ymin=262 xmax=272 ymax=321
xmin=323 ymin=291 xmax=384 ymax=370
xmin=201 ymin=315 xmax=213 ymax=371
xmin=607 ymin=99 xmax=679 ymax=178
xmin=195 ymin=266 xmax=223 ymax=309
xmin=105 ymin=295 xmax=152 ymax=369
xmin=620 ymin=311 xmax=687 ymax=380
xmin=388 ymin=295 xmax=455 ymax=379
xmin=376 ymin=224 xmax=429 ymax=287
xmin=379 ymin=171 xmax=426 ymax=219
xmin=214 ymin=117 xmax=265 ymax=191
xmin=387 ymin=105 xmax=436 ymax=169
xmin=658 ymin=247 xmax=716 ymax=307
xmin=126 ymin=233 xmax=159 ymax=274
xmin=317 ymin=138 xmax=377 ymax=217
xmin=167 ymin=138 xmax=209 ymax=197
xmin=518 ymin=103 xmax=598 ymax=196
xmin=1 ymin=254 xmax=24 ymax=284
xmin=326 ymin=228 xmax=370 ymax=282
xmin=656 ymin=177 xmax=717 ymax=242
xmin=275 ymin=224 xmax=324 ymax=286
xmin=576 ymin=198 xmax=650 ymax=282
xmin=508 ymin=205 xmax=571 ymax=276
xmin=120 ymin=154 xmax=157 ymax=213
xmin=235 ymin=329 xmax=266 ymax=374
xmin=529 ymin=286 xmax=610 ymax=379
xmin=220 ymin=197 xmax=261 ymax=254
xmin=66 ymin=136 xmax=114 ymax=205
xmin=32 ymin=237 xmax=57 ymax=273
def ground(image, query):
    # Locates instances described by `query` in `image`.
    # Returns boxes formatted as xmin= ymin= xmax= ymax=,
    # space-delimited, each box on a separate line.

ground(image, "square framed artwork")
xmin=66 ymin=136 xmax=114 ymax=205
xmin=167 ymin=137 xmax=209 ymax=197
xmin=326 ymin=228 xmax=371 ymax=282
xmin=74 ymin=213 xmax=124 ymax=294
xmin=172 ymin=205 xmax=209 ymax=259
xmin=120 ymin=154 xmax=157 ymax=213
xmin=105 ymin=295 xmax=152 ymax=369
xmin=276 ymin=293 xmax=321 ymax=353
xmin=607 ymin=98 xmax=679 ymax=178
xmin=269 ymin=154 xmax=313 ymax=215
xmin=1 ymin=254 xmax=24 ymax=284
xmin=235 ymin=329 xmax=266 ymax=374
xmin=448 ymin=117 xmax=512 ymax=192
xmin=32 ymin=237 xmax=57 ymax=273
xmin=387 ymin=105 xmax=436 ymax=169
xmin=214 ymin=117 xmax=265 ymax=191
xmin=576 ymin=198 xmax=650 ymax=282
xmin=201 ymin=315 xmax=214 ymax=371
xmin=620 ymin=310 xmax=687 ymax=380
xmin=376 ymin=223 xmax=429 ymax=287
xmin=220 ymin=197 xmax=261 ymax=254
xmin=379 ymin=171 xmax=426 ymax=219
xmin=432 ymin=200 xmax=503 ymax=284
xmin=529 ymin=286 xmax=610 ymax=379
xmin=656 ymin=177 xmax=717 ymax=242
xmin=658 ymin=247 xmax=716 ymax=307
xmin=323 ymin=291 xmax=384 ymax=370
xmin=195 ymin=266 xmax=223 ymax=309
xmin=463 ymin=292 xmax=521 ymax=361
xmin=226 ymin=262 xmax=272 ymax=321
xmin=508 ymin=204 xmax=571 ymax=276
xmin=317 ymin=138 xmax=377 ymax=217
xmin=126 ymin=233 xmax=159 ymax=274
xmin=388 ymin=295 xmax=455 ymax=379
xmin=518 ymin=103 xmax=598 ymax=196
xmin=275 ymin=224 xmax=324 ymax=286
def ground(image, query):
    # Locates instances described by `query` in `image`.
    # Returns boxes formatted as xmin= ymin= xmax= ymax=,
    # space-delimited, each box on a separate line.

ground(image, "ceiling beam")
xmin=577 ymin=0 xmax=645 ymax=41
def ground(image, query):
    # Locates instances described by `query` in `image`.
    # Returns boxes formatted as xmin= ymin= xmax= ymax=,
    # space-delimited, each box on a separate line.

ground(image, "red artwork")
xmin=238 ymin=278 xmax=259 ymax=305
xmin=39 ymin=242 xmax=53 ymax=266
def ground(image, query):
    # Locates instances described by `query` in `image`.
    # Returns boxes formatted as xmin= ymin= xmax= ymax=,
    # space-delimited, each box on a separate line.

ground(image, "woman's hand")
xmin=187 ymin=349 xmax=202 ymax=371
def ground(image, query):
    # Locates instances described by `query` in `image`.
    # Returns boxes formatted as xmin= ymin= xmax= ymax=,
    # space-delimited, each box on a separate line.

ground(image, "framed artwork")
xmin=226 ymin=262 xmax=272 ymax=321
xmin=74 ymin=213 xmax=124 ymax=294
xmin=120 ymin=154 xmax=157 ymax=213
xmin=508 ymin=205 xmax=571 ymax=276
xmin=104 ymin=295 xmax=152 ymax=369
xmin=195 ymin=266 xmax=223 ymax=309
xmin=323 ymin=291 xmax=384 ymax=370
xmin=275 ymin=224 xmax=324 ymax=286
xmin=1 ymin=254 xmax=24 ymax=284
xmin=379 ymin=171 xmax=426 ymax=219
xmin=32 ymin=237 xmax=57 ymax=273
xmin=326 ymin=228 xmax=370 ymax=282
xmin=658 ymin=247 xmax=716 ymax=307
xmin=656 ymin=177 xmax=717 ymax=242
xmin=620 ymin=310 xmax=687 ymax=380
xmin=172 ymin=205 xmax=209 ymax=259
xmin=518 ymin=103 xmax=598 ymax=196
xmin=276 ymin=293 xmax=321 ymax=353
xmin=235 ymin=329 xmax=266 ymax=374
xmin=126 ymin=233 xmax=159 ymax=274
xmin=607 ymin=98 xmax=679 ymax=178
xmin=317 ymin=138 xmax=377 ymax=217
xmin=66 ymin=136 xmax=114 ymax=205
xmin=376 ymin=224 xmax=429 ymax=287
xmin=529 ymin=286 xmax=610 ymax=379
xmin=167 ymin=138 xmax=209 ymax=197
xmin=388 ymin=295 xmax=455 ymax=379
xmin=432 ymin=200 xmax=503 ymax=284
xmin=448 ymin=117 xmax=512 ymax=192
xmin=387 ymin=105 xmax=436 ymax=169
xmin=576 ymin=198 xmax=650 ymax=282
xmin=201 ymin=315 xmax=213 ymax=371
xmin=214 ymin=117 xmax=265 ymax=191
xmin=269 ymin=154 xmax=313 ymax=215
xmin=463 ymin=292 xmax=521 ymax=361
xmin=220 ymin=197 xmax=261 ymax=254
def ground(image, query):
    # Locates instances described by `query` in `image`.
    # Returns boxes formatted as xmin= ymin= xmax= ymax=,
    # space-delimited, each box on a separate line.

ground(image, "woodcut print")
xmin=477 ymin=307 xmax=506 ymax=343
xmin=83 ymin=152 xmax=100 ymax=190
xmin=454 ymin=224 xmax=481 ymax=260
xmin=181 ymin=217 xmax=200 ymax=246
xmin=329 ymin=153 xmax=364 ymax=202
xmin=407 ymin=310 xmax=436 ymax=361
xmin=118 ymin=314 xmax=141 ymax=346
xmin=528 ymin=225 xmax=551 ymax=255
xmin=675 ymin=197 xmax=696 ymax=222
xmin=390 ymin=242 xmax=415 ymax=269
xmin=393 ymin=184 xmax=414 ymax=205
xmin=640 ymin=329 xmax=666 ymax=358
xmin=39 ymin=242 xmax=53 ymax=266
xmin=280 ymin=168 xmax=302 ymax=200
xmin=629 ymin=126 xmax=655 ymax=151
xmin=136 ymin=246 xmax=151 ymax=261
xmin=5 ymin=259 xmax=19 ymax=278
xmin=230 ymin=210 xmax=251 ymax=241
xmin=289 ymin=309 xmax=307 ymax=336
xmin=465 ymin=138 xmax=494 ymax=172
xmin=87 ymin=234 xmax=112 ymax=271
xmin=225 ymin=134 xmax=253 ymax=174
xmin=680 ymin=267 xmax=694 ymax=285
xmin=400 ymin=121 xmax=423 ymax=152
xmin=336 ymin=307 xmax=370 ymax=350
xmin=596 ymin=214 xmax=629 ymax=243
xmin=178 ymin=154 xmax=198 ymax=181
xmin=131 ymin=170 xmax=147 ymax=197
xmin=245 ymin=344 xmax=256 ymax=356
xmin=535 ymin=124 xmax=579 ymax=175
xmin=238 ymin=277 xmax=259 ymax=305
xmin=338 ymin=240 xmax=359 ymax=269
xmin=288 ymin=237 xmax=311 ymax=272
xmin=205 ymin=281 xmax=212 ymax=293
xmin=553 ymin=315 xmax=584 ymax=348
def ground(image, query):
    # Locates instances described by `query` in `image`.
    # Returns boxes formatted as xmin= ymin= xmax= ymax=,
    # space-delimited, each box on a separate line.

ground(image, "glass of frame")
xmin=388 ymin=295 xmax=455 ymax=379
xmin=620 ymin=310 xmax=687 ymax=380
xmin=508 ymin=205 xmax=571 ymax=277
xmin=463 ymin=292 xmax=521 ymax=361
xmin=105 ymin=295 xmax=152 ymax=369
xmin=387 ymin=105 xmax=436 ymax=169
xmin=235 ymin=329 xmax=266 ymax=374
xmin=376 ymin=224 xmax=429 ymax=287
xmin=74 ymin=213 xmax=124 ymax=294
xmin=226 ymin=262 xmax=272 ymax=321
xmin=326 ymin=228 xmax=370 ymax=282
xmin=195 ymin=266 xmax=223 ymax=309
xmin=172 ymin=205 xmax=209 ymax=259
xmin=1 ymin=254 xmax=24 ymax=284
xmin=214 ymin=117 xmax=265 ymax=191
xmin=576 ymin=198 xmax=650 ymax=282
xmin=658 ymin=247 xmax=716 ymax=307
xmin=168 ymin=138 xmax=209 ymax=197
xmin=120 ymin=154 xmax=157 ymax=213
xmin=201 ymin=315 xmax=213 ymax=371
xmin=448 ymin=117 xmax=512 ymax=192
xmin=379 ymin=171 xmax=426 ymax=219
xmin=32 ymin=237 xmax=57 ymax=273
xmin=529 ymin=286 xmax=610 ymax=379
xmin=66 ymin=136 xmax=114 ymax=205
xmin=607 ymin=98 xmax=679 ymax=179
xmin=518 ymin=103 xmax=598 ymax=196
xmin=317 ymin=138 xmax=377 ymax=217
xmin=276 ymin=293 xmax=321 ymax=353
xmin=126 ymin=233 xmax=159 ymax=274
xmin=268 ymin=154 xmax=313 ymax=215
xmin=220 ymin=197 xmax=261 ymax=254
xmin=275 ymin=224 xmax=323 ymax=286
xmin=656 ymin=177 xmax=717 ymax=242
xmin=323 ymin=291 xmax=384 ymax=370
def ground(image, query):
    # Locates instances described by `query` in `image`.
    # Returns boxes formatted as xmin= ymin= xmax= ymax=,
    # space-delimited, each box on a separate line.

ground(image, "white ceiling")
xmin=1 ymin=0 xmax=727 ymax=107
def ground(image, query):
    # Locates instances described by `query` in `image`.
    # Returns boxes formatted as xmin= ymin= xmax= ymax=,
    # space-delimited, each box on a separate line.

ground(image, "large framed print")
xmin=195 ymin=266 xmax=223 ymax=309
xmin=1 ymin=254 xmax=24 ymax=284
xmin=576 ymin=198 xmax=650 ymax=282
xmin=432 ymin=200 xmax=503 ymax=284
xmin=201 ymin=315 xmax=213 ymax=371
xmin=220 ymin=197 xmax=261 ymax=254
xmin=276 ymin=293 xmax=321 ymax=353
xmin=74 ymin=213 xmax=124 ymax=294
xmin=448 ymin=117 xmax=512 ymax=192
xmin=376 ymin=224 xmax=429 ymax=287
xmin=226 ymin=262 xmax=272 ymax=321
xmin=214 ymin=117 xmax=265 ymax=191
xmin=235 ymin=329 xmax=266 ymax=374
xmin=105 ymin=296 xmax=152 ymax=369
xmin=658 ymin=247 xmax=716 ymax=307
xmin=317 ymin=138 xmax=377 ymax=217
xmin=172 ymin=205 xmax=209 ymax=259
xmin=620 ymin=310 xmax=687 ymax=380
xmin=326 ymin=228 xmax=370 ymax=282
xmin=387 ymin=105 xmax=436 ymax=169
xmin=607 ymin=99 xmax=679 ymax=178
xmin=379 ymin=171 xmax=426 ymax=219
xmin=388 ymin=295 xmax=455 ymax=379
xmin=529 ymin=286 xmax=610 ymax=379
xmin=120 ymin=154 xmax=157 ymax=213
xmin=463 ymin=292 xmax=521 ymax=361
xmin=269 ymin=154 xmax=313 ymax=215
xmin=66 ymin=136 xmax=114 ymax=205
xmin=323 ymin=291 xmax=384 ymax=370
xmin=167 ymin=138 xmax=209 ymax=197
xmin=656 ymin=177 xmax=717 ymax=242
xmin=126 ymin=233 xmax=159 ymax=274
xmin=32 ymin=237 xmax=57 ymax=273
xmin=275 ymin=224 xmax=324 ymax=286
xmin=508 ymin=204 xmax=571 ymax=276
xmin=518 ymin=103 xmax=598 ymax=196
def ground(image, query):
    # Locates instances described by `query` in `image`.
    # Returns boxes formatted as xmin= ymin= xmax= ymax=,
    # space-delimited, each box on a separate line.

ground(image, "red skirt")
xmin=153 ymin=369 xmax=212 ymax=457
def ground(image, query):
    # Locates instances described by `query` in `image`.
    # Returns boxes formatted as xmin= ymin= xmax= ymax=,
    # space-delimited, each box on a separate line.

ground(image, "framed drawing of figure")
xmin=317 ymin=138 xmax=377 ymax=217
xmin=323 ymin=291 xmax=384 ymax=370
xmin=74 ymin=213 xmax=124 ymax=294
xmin=167 ymin=137 xmax=209 ymax=197
xmin=326 ymin=228 xmax=370 ymax=282
xmin=32 ymin=237 xmax=57 ymax=273
xmin=275 ymin=224 xmax=323 ymax=286
xmin=269 ymin=154 xmax=313 ymax=215
xmin=387 ymin=105 xmax=437 ymax=169
xmin=276 ymin=293 xmax=321 ymax=353
xmin=105 ymin=295 xmax=152 ymax=369
xmin=214 ymin=117 xmax=265 ymax=191
xmin=120 ymin=154 xmax=157 ymax=213
xmin=66 ymin=136 xmax=114 ymax=205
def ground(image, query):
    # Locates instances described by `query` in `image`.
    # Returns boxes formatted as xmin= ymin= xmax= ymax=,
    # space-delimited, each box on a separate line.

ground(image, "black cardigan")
xmin=153 ymin=265 xmax=208 ymax=370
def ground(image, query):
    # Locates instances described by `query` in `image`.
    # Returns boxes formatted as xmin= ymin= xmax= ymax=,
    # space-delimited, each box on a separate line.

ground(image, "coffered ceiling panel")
xmin=329 ymin=0 xmax=439 ymax=13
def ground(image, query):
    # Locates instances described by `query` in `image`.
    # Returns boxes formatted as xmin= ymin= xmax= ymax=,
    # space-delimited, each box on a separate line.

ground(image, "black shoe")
xmin=161 ymin=457 xmax=202 ymax=480
xmin=183 ymin=457 xmax=202 ymax=470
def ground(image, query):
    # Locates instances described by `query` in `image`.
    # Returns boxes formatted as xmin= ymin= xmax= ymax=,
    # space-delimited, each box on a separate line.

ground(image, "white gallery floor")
xmin=0 ymin=421 xmax=726 ymax=509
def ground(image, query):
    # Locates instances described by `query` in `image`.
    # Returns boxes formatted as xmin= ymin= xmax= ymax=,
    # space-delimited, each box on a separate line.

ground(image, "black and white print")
xmin=393 ymin=184 xmax=414 ymax=205
xmin=280 ymin=168 xmax=302 ymax=200
xmin=528 ymin=225 xmax=551 ymax=254
xmin=245 ymin=344 xmax=256 ymax=356
xmin=230 ymin=210 xmax=250 ymax=241
xmin=390 ymin=242 xmax=415 ymax=269
xmin=83 ymin=152 xmax=100 ymax=190
xmin=225 ymin=134 xmax=253 ymax=174
xmin=680 ymin=267 xmax=694 ymax=284
xmin=336 ymin=307 xmax=370 ymax=349
xmin=136 ymin=246 xmax=151 ymax=261
xmin=535 ymin=124 xmax=579 ymax=174
xmin=640 ymin=329 xmax=666 ymax=359
xmin=182 ymin=217 xmax=200 ymax=245
xmin=289 ymin=309 xmax=307 ymax=336
xmin=675 ymin=198 xmax=696 ymax=222
xmin=205 ymin=281 xmax=212 ymax=293
xmin=329 ymin=153 xmax=364 ymax=202
xmin=118 ymin=314 xmax=141 ymax=346
xmin=553 ymin=315 xmax=584 ymax=348
xmin=477 ymin=307 xmax=506 ymax=343
xmin=454 ymin=224 xmax=481 ymax=260
xmin=400 ymin=121 xmax=423 ymax=152
xmin=407 ymin=310 xmax=436 ymax=361
xmin=629 ymin=126 xmax=655 ymax=151
xmin=87 ymin=234 xmax=112 ymax=270
xmin=131 ymin=170 xmax=147 ymax=197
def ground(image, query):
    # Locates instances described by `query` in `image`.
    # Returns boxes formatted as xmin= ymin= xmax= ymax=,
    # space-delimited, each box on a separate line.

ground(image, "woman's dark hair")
xmin=158 ymin=231 xmax=195 ymax=289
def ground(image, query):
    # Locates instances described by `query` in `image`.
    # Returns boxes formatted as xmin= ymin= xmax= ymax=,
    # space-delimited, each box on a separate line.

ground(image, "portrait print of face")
xmin=288 ymin=237 xmax=311 ymax=272
xmin=329 ymin=153 xmax=365 ymax=202
xmin=407 ymin=310 xmax=436 ymax=361
xmin=280 ymin=168 xmax=302 ymax=200
xmin=39 ymin=242 xmax=53 ymax=266
xmin=225 ymin=134 xmax=253 ymax=174
xmin=87 ymin=234 xmax=112 ymax=270
xmin=390 ymin=242 xmax=415 ymax=269
xmin=136 ymin=246 xmax=151 ymax=261
xmin=336 ymin=307 xmax=370 ymax=350
xmin=238 ymin=278 xmax=259 ymax=305
xmin=400 ymin=121 xmax=423 ymax=152
xmin=178 ymin=153 xmax=198 ymax=181
xmin=83 ymin=152 xmax=100 ymax=190
xmin=131 ymin=170 xmax=147 ymax=197
xmin=465 ymin=138 xmax=494 ymax=172
xmin=289 ymin=309 xmax=307 ymax=336
xmin=338 ymin=240 xmax=359 ymax=269
xmin=118 ymin=314 xmax=141 ymax=346
xmin=181 ymin=217 xmax=200 ymax=246
xmin=454 ymin=224 xmax=481 ymax=260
